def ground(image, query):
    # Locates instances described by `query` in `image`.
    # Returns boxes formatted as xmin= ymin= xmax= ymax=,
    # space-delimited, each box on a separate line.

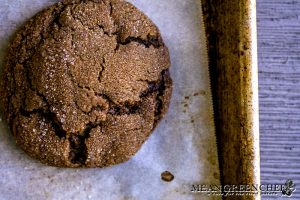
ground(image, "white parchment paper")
xmin=0 ymin=0 xmax=220 ymax=199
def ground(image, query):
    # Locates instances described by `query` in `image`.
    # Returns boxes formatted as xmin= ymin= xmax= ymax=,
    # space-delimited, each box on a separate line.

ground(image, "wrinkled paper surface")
xmin=0 ymin=0 xmax=220 ymax=199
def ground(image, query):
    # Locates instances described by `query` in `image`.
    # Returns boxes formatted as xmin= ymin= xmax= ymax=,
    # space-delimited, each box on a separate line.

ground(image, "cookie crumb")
xmin=161 ymin=171 xmax=174 ymax=182
xmin=193 ymin=90 xmax=206 ymax=96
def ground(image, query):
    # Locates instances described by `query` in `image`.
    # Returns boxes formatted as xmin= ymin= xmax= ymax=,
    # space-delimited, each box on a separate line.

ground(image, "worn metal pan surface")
xmin=202 ymin=0 xmax=260 ymax=199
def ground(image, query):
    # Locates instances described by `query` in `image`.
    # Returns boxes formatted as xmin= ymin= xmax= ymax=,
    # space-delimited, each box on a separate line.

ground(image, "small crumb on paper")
xmin=161 ymin=171 xmax=174 ymax=182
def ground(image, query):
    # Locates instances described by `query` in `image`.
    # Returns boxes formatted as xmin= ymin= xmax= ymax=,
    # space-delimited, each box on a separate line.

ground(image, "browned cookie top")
xmin=0 ymin=0 xmax=172 ymax=167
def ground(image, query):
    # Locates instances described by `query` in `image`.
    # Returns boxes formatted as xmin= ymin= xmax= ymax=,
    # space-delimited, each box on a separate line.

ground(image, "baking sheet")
xmin=0 ymin=0 xmax=220 ymax=199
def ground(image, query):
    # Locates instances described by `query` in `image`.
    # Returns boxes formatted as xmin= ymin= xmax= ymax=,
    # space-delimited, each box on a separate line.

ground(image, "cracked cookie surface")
xmin=0 ymin=0 xmax=172 ymax=167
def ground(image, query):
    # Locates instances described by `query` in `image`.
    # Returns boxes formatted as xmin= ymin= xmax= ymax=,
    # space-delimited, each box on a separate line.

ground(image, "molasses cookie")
xmin=0 ymin=0 xmax=172 ymax=167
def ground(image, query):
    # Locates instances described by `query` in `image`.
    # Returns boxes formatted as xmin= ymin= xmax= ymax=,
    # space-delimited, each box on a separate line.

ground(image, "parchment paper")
xmin=0 ymin=0 xmax=220 ymax=199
